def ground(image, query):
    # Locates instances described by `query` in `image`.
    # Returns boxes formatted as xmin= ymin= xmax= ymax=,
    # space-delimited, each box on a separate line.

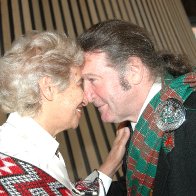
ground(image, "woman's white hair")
xmin=0 ymin=31 xmax=83 ymax=117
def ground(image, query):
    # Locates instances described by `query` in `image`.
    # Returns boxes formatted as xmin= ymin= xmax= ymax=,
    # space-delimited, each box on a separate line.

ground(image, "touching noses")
xmin=82 ymin=93 xmax=88 ymax=107
xmin=83 ymin=81 xmax=94 ymax=103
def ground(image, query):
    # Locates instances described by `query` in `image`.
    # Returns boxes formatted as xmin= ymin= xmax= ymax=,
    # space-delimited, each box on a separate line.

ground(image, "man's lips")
xmin=93 ymin=102 xmax=105 ymax=108
xmin=97 ymin=104 xmax=106 ymax=112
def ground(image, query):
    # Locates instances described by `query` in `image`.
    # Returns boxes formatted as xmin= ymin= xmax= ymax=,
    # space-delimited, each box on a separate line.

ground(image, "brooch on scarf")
xmin=154 ymin=98 xmax=186 ymax=153
xmin=154 ymin=98 xmax=186 ymax=132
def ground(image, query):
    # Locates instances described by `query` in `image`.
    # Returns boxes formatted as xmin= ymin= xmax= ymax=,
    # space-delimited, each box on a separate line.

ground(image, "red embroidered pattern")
xmin=0 ymin=152 xmax=71 ymax=195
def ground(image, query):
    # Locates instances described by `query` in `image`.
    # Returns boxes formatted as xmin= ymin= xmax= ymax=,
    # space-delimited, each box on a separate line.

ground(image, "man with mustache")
xmin=78 ymin=19 xmax=196 ymax=196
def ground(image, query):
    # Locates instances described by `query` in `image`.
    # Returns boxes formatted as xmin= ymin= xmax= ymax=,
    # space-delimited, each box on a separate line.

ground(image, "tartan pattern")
xmin=126 ymin=72 xmax=196 ymax=196
xmin=0 ymin=152 xmax=71 ymax=196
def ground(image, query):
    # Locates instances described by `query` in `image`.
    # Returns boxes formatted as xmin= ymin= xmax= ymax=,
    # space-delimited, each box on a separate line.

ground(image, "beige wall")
xmin=0 ymin=0 xmax=196 ymax=182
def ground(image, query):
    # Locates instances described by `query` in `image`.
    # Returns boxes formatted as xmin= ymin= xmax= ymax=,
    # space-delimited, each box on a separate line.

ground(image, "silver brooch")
xmin=155 ymin=98 xmax=186 ymax=131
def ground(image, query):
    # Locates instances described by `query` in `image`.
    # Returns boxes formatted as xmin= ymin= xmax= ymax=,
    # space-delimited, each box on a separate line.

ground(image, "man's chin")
xmin=101 ymin=114 xmax=114 ymax=123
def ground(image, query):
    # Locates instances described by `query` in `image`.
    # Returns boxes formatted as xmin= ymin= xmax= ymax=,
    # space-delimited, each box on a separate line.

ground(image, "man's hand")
xmin=98 ymin=127 xmax=130 ymax=178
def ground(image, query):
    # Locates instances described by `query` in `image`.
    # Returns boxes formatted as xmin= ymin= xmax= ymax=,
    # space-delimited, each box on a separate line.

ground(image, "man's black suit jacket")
xmin=107 ymin=92 xmax=196 ymax=196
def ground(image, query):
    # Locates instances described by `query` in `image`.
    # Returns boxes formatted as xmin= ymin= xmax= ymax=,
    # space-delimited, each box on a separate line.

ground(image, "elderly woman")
xmin=0 ymin=31 xmax=129 ymax=195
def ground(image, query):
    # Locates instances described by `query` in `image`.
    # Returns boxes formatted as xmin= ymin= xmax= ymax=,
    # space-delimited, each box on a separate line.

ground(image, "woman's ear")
xmin=39 ymin=77 xmax=54 ymax=101
xmin=126 ymin=56 xmax=144 ymax=85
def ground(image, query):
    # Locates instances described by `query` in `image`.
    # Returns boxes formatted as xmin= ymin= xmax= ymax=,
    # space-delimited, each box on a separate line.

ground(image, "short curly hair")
xmin=0 ymin=31 xmax=83 ymax=117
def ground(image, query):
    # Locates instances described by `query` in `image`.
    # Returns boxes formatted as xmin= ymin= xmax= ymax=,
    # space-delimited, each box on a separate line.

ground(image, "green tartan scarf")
xmin=126 ymin=71 xmax=196 ymax=196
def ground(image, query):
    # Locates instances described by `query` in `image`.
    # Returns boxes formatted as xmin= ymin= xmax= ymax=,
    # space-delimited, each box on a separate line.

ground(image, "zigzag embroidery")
xmin=0 ymin=152 xmax=71 ymax=195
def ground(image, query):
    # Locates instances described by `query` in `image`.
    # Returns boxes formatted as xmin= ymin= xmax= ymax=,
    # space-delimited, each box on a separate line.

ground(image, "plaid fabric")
xmin=0 ymin=152 xmax=72 ymax=196
xmin=126 ymin=72 xmax=196 ymax=196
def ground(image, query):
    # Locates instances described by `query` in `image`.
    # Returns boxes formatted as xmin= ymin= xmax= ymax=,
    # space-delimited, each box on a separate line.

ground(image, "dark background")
xmin=182 ymin=0 xmax=196 ymax=26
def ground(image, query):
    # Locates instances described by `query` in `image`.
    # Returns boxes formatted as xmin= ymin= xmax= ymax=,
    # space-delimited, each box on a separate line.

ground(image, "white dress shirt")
xmin=0 ymin=112 xmax=111 ymax=195
xmin=131 ymin=81 xmax=162 ymax=130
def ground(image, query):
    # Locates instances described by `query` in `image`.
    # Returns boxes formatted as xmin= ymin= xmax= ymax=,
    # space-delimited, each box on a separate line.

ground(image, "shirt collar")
xmin=131 ymin=80 xmax=162 ymax=130
xmin=6 ymin=112 xmax=59 ymax=158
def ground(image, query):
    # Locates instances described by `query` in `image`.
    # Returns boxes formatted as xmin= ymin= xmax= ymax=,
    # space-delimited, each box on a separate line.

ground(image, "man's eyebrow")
xmin=82 ymin=73 xmax=101 ymax=78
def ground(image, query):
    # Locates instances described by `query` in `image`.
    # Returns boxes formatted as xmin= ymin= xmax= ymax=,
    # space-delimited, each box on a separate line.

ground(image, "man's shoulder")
xmin=184 ymin=91 xmax=196 ymax=109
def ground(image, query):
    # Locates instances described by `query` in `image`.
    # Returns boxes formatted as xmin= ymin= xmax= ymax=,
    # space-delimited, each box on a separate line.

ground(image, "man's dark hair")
xmin=78 ymin=19 xmax=193 ymax=77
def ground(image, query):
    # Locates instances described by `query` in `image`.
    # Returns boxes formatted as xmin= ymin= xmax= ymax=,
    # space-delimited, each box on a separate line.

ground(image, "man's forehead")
xmin=84 ymin=51 xmax=110 ymax=62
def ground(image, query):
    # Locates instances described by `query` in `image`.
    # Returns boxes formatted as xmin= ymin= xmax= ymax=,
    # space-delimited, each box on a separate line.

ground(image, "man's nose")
xmin=82 ymin=92 xmax=89 ymax=106
xmin=83 ymin=82 xmax=94 ymax=103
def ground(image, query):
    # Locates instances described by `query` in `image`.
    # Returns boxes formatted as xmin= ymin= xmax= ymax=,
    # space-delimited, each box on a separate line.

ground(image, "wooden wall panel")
xmin=1 ymin=0 xmax=12 ymax=52
xmin=21 ymin=0 xmax=32 ymax=31
xmin=12 ymin=0 xmax=22 ymax=38
xmin=160 ymin=0 xmax=182 ymax=52
xmin=0 ymin=0 xmax=196 ymax=183
xmin=60 ymin=0 xmax=75 ymax=37
xmin=31 ymin=0 xmax=43 ymax=30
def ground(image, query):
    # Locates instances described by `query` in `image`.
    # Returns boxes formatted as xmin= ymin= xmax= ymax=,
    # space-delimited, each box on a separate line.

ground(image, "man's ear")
xmin=127 ymin=56 xmax=144 ymax=85
xmin=39 ymin=76 xmax=54 ymax=101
